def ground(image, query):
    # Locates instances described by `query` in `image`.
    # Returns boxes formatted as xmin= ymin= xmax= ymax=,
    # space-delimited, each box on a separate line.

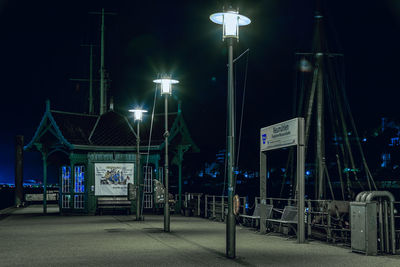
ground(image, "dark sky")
xmin=0 ymin=0 xmax=399 ymax=183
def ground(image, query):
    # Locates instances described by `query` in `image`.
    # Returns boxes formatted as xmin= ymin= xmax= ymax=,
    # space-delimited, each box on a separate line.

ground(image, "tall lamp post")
xmin=153 ymin=77 xmax=179 ymax=232
xmin=129 ymin=108 xmax=147 ymax=221
xmin=210 ymin=8 xmax=251 ymax=259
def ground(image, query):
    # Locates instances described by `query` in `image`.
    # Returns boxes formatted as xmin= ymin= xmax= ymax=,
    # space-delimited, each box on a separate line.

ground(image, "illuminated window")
xmin=74 ymin=166 xmax=85 ymax=193
xmin=62 ymin=166 xmax=71 ymax=193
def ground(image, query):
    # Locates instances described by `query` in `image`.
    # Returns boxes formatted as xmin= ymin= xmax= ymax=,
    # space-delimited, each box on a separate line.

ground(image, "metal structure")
xmin=129 ymin=108 xmax=147 ymax=221
xmin=89 ymin=8 xmax=116 ymax=115
xmin=153 ymin=77 xmax=179 ymax=232
xmin=260 ymin=118 xmax=305 ymax=243
xmin=210 ymin=7 xmax=251 ymax=259
xmin=289 ymin=8 xmax=376 ymax=201
xmin=353 ymin=191 xmax=396 ymax=254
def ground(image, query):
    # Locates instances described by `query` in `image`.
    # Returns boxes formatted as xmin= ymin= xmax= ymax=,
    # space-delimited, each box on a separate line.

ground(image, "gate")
xmin=143 ymin=166 xmax=153 ymax=209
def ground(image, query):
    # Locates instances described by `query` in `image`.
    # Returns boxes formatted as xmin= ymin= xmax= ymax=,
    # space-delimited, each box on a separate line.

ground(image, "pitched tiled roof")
xmin=89 ymin=110 xmax=137 ymax=146
xmin=27 ymin=101 xmax=197 ymax=152
xmin=50 ymin=111 xmax=98 ymax=145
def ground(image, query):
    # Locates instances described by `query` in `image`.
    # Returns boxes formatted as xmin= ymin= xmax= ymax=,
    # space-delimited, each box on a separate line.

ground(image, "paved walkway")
xmin=1 ymin=205 xmax=399 ymax=266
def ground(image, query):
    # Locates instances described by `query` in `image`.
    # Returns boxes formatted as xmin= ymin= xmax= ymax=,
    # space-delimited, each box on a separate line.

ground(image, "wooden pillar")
xmin=42 ymin=151 xmax=48 ymax=214
xmin=15 ymin=135 xmax=24 ymax=207
xmin=177 ymin=145 xmax=183 ymax=213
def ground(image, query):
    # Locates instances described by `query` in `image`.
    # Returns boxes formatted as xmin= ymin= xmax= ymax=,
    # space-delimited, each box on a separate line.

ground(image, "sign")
xmin=95 ymin=163 xmax=134 ymax=196
xmin=260 ymin=118 xmax=300 ymax=151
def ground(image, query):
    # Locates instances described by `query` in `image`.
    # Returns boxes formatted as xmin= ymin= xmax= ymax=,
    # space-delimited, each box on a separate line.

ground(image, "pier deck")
xmin=0 ymin=205 xmax=399 ymax=266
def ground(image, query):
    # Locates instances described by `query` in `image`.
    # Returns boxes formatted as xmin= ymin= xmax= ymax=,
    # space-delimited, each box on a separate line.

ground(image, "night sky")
xmin=0 ymin=0 xmax=399 ymax=184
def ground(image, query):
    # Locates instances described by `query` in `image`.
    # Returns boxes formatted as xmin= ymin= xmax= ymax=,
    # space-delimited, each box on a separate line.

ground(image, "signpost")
xmin=259 ymin=118 xmax=305 ymax=243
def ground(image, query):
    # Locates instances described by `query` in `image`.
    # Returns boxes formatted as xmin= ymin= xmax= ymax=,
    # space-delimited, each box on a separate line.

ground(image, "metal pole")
xmin=379 ymin=199 xmax=384 ymax=252
xmin=100 ymin=8 xmax=105 ymax=115
xmin=164 ymin=94 xmax=170 ymax=232
xmin=297 ymin=118 xmax=305 ymax=243
xmin=89 ymin=44 xmax=93 ymax=114
xmin=316 ymin=63 xmax=324 ymax=199
xmin=136 ymin=121 xmax=142 ymax=221
xmin=384 ymin=200 xmax=389 ymax=253
xmin=260 ymin=151 xmax=267 ymax=234
xmin=389 ymin=201 xmax=396 ymax=254
xmin=226 ymin=37 xmax=236 ymax=259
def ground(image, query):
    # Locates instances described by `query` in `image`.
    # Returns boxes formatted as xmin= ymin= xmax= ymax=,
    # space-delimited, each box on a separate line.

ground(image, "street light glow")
xmin=153 ymin=78 xmax=179 ymax=95
xmin=210 ymin=10 xmax=251 ymax=40
xmin=129 ymin=109 xmax=147 ymax=121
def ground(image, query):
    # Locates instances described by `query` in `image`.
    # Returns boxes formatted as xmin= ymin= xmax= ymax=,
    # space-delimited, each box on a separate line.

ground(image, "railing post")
xmin=221 ymin=196 xmax=225 ymax=221
xmin=213 ymin=195 xmax=216 ymax=219
xmin=198 ymin=194 xmax=201 ymax=217
xmin=243 ymin=197 xmax=246 ymax=215
xmin=327 ymin=209 xmax=331 ymax=242
xmin=205 ymin=195 xmax=208 ymax=218
xmin=307 ymin=200 xmax=312 ymax=238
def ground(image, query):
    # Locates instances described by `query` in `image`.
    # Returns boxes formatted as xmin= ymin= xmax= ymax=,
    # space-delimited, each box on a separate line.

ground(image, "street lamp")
xmin=153 ymin=76 xmax=179 ymax=232
xmin=210 ymin=7 xmax=251 ymax=259
xmin=129 ymin=108 xmax=147 ymax=221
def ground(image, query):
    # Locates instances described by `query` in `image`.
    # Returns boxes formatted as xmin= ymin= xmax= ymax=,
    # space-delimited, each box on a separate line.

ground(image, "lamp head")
xmin=129 ymin=109 xmax=147 ymax=121
xmin=210 ymin=8 xmax=251 ymax=41
xmin=153 ymin=76 xmax=179 ymax=95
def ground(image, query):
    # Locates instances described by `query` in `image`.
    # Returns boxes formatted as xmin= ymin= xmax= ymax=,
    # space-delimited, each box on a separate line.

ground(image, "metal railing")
xmin=203 ymin=195 xmax=246 ymax=221
xmin=255 ymin=197 xmax=350 ymax=243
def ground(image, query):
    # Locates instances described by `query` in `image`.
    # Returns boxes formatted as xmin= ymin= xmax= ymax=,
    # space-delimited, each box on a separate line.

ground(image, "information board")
xmin=260 ymin=118 xmax=300 ymax=151
xmin=95 ymin=163 xmax=134 ymax=196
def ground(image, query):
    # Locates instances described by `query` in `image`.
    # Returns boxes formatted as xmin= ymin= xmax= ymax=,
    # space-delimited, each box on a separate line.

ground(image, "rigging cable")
xmin=338 ymin=57 xmax=377 ymax=190
xmin=141 ymin=76 xmax=158 ymax=215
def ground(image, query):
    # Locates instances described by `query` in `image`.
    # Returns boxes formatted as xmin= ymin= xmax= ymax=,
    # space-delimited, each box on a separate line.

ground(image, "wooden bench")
xmin=97 ymin=196 xmax=131 ymax=215
xmin=266 ymin=205 xmax=298 ymax=234
xmin=240 ymin=204 xmax=273 ymax=228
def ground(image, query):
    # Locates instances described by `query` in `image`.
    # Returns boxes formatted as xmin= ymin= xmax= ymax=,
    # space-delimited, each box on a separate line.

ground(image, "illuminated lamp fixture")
xmin=210 ymin=8 xmax=251 ymax=40
xmin=129 ymin=109 xmax=147 ymax=121
xmin=153 ymin=77 xmax=179 ymax=95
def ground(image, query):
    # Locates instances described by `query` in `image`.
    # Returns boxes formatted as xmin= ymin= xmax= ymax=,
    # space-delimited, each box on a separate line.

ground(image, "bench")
xmin=240 ymin=204 xmax=273 ymax=228
xmin=97 ymin=196 xmax=131 ymax=215
xmin=266 ymin=205 xmax=298 ymax=234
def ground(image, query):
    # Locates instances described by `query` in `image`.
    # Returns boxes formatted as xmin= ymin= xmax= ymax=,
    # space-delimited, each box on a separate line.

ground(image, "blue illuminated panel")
xmin=74 ymin=166 xmax=85 ymax=193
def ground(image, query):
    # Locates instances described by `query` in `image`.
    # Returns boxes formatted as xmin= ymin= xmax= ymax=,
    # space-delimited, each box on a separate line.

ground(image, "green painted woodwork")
xmin=25 ymin=100 xmax=198 ymax=215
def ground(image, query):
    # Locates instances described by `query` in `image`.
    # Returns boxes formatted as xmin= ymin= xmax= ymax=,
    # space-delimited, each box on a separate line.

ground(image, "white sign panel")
xmin=260 ymin=118 xmax=299 ymax=151
xmin=95 ymin=163 xmax=134 ymax=196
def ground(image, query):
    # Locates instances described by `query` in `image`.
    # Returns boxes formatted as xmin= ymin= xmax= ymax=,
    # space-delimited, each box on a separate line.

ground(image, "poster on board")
xmin=95 ymin=163 xmax=134 ymax=196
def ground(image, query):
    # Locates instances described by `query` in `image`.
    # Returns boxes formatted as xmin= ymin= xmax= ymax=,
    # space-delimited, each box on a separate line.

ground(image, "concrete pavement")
xmin=0 ymin=205 xmax=399 ymax=266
